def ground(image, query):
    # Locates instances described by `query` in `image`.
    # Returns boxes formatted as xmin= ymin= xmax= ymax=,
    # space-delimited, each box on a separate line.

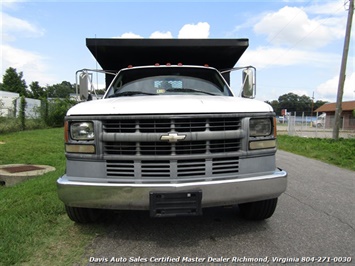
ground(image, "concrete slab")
xmin=0 ymin=164 xmax=56 ymax=187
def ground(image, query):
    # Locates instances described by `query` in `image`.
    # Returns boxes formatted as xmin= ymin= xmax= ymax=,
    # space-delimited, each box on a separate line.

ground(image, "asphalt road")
xmin=81 ymin=150 xmax=355 ymax=266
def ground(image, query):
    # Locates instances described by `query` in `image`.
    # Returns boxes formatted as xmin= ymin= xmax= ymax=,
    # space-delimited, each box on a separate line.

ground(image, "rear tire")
xmin=239 ymin=198 xmax=278 ymax=220
xmin=65 ymin=205 xmax=103 ymax=223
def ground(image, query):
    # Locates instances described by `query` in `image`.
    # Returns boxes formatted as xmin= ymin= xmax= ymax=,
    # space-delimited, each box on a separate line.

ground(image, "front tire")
xmin=65 ymin=205 xmax=103 ymax=223
xmin=239 ymin=198 xmax=278 ymax=220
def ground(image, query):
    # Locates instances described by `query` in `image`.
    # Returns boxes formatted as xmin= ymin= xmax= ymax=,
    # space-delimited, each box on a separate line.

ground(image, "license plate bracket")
xmin=150 ymin=191 xmax=202 ymax=217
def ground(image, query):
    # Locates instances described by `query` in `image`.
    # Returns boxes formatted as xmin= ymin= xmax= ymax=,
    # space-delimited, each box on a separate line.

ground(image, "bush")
xmin=44 ymin=98 xmax=76 ymax=127
xmin=0 ymin=98 xmax=77 ymax=133
xmin=19 ymin=95 xmax=26 ymax=130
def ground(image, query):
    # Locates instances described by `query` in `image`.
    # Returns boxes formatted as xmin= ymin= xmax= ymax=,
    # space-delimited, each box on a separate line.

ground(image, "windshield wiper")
xmin=165 ymin=88 xmax=218 ymax=96
xmin=108 ymin=91 xmax=156 ymax=98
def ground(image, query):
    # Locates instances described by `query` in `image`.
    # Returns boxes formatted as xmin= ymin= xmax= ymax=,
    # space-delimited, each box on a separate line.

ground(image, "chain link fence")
xmin=277 ymin=112 xmax=355 ymax=139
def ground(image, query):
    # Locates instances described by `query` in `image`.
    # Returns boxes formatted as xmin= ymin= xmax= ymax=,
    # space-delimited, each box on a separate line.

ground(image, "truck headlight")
xmin=249 ymin=118 xmax=272 ymax=137
xmin=70 ymin=122 xmax=94 ymax=140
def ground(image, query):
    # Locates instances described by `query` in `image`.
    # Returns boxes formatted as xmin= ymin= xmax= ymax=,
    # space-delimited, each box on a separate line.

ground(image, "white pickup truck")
xmin=57 ymin=38 xmax=287 ymax=223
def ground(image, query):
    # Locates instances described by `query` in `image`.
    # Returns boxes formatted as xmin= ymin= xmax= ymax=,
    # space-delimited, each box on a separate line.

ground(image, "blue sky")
xmin=1 ymin=0 xmax=354 ymax=102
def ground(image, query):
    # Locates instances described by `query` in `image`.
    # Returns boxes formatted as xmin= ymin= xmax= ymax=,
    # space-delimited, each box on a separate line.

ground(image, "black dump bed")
xmin=86 ymin=38 xmax=249 ymax=87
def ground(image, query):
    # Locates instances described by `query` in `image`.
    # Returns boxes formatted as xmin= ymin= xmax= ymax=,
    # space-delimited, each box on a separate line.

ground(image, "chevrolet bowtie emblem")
xmin=160 ymin=133 xmax=186 ymax=143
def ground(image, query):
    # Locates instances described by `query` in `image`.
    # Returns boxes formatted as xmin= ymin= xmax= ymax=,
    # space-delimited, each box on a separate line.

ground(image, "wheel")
xmin=65 ymin=205 xmax=103 ymax=223
xmin=239 ymin=198 xmax=278 ymax=220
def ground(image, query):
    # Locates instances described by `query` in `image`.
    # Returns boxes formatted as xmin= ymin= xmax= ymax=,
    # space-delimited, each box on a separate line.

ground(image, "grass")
xmin=0 ymin=117 xmax=48 ymax=134
xmin=0 ymin=128 xmax=354 ymax=265
xmin=0 ymin=128 xmax=103 ymax=265
xmin=277 ymin=135 xmax=355 ymax=171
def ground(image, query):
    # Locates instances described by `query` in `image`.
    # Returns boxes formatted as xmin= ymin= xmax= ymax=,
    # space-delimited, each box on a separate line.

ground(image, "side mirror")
xmin=242 ymin=68 xmax=255 ymax=98
xmin=79 ymin=72 xmax=90 ymax=101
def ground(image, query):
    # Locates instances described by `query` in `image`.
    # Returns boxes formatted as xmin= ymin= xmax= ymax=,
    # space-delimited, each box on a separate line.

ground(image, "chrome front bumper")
xmin=57 ymin=169 xmax=287 ymax=210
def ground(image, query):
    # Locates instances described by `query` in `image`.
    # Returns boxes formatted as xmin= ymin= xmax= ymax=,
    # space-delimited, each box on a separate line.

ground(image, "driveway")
xmin=80 ymin=150 xmax=355 ymax=265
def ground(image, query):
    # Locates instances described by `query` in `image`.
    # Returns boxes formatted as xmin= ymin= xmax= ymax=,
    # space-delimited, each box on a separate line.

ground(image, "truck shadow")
xmin=84 ymin=206 xmax=270 ymax=250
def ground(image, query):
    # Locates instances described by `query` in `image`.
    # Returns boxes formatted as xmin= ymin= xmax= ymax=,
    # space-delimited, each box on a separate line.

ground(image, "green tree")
xmin=29 ymin=81 xmax=46 ymax=99
xmin=265 ymin=100 xmax=280 ymax=114
xmin=270 ymin=93 xmax=327 ymax=116
xmin=298 ymin=95 xmax=313 ymax=115
xmin=313 ymin=100 xmax=328 ymax=111
xmin=1 ymin=67 xmax=28 ymax=96
xmin=278 ymin=92 xmax=313 ymax=115
xmin=46 ymin=81 xmax=75 ymax=98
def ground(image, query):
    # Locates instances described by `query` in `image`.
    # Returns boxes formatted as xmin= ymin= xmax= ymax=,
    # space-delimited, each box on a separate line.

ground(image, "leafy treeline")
xmin=266 ymin=93 xmax=328 ymax=116
xmin=0 ymin=67 xmax=75 ymax=99
xmin=0 ymin=67 xmax=77 ymax=132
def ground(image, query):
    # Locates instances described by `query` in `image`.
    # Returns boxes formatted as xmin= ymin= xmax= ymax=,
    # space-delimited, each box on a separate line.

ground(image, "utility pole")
xmin=333 ymin=0 xmax=354 ymax=140
xmin=311 ymin=91 xmax=314 ymax=118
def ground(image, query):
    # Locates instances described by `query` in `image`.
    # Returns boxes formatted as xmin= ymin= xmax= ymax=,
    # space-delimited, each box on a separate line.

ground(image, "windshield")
xmin=105 ymin=66 xmax=233 ymax=98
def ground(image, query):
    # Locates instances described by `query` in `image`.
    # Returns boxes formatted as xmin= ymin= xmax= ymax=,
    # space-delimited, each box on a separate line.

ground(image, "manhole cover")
xmin=2 ymin=165 xmax=45 ymax=173
xmin=0 ymin=164 xmax=56 ymax=187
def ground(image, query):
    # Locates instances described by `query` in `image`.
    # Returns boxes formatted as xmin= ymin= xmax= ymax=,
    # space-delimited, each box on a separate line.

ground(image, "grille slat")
xmin=212 ymin=157 xmax=239 ymax=175
xmin=106 ymin=157 xmax=239 ymax=181
xmin=104 ymin=140 xmax=241 ymax=156
xmin=107 ymin=160 xmax=135 ymax=177
xmin=103 ymin=117 xmax=241 ymax=133
xmin=177 ymin=159 xmax=206 ymax=177
xmin=140 ymin=119 xmax=171 ymax=133
xmin=103 ymin=120 xmax=136 ymax=133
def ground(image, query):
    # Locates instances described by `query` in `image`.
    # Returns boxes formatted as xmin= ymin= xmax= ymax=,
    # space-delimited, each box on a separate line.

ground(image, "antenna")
xmin=95 ymin=34 xmax=98 ymax=92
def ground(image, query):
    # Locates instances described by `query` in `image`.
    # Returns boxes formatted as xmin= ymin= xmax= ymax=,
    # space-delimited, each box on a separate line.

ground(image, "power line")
xmin=253 ymin=1 xmax=346 ymax=68
xmin=264 ymin=0 xmax=313 ymax=47
xmin=260 ymin=1 xmax=346 ymax=70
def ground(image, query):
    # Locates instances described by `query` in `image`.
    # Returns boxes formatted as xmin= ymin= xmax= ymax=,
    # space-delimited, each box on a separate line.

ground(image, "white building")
xmin=0 ymin=90 xmax=41 ymax=118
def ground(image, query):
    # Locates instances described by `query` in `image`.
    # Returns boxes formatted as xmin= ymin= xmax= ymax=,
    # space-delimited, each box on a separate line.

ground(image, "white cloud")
xmin=1 ymin=44 xmax=55 ymax=85
xmin=254 ymin=6 xmax=344 ymax=49
xmin=1 ymin=12 xmax=45 ymax=42
xmin=316 ymin=72 xmax=355 ymax=101
xmin=238 ymin=46 xmax=339 ymax=69
xmin=117 ymin=23 xmax=210 ymax=39
xmin=178 ymin=22 xmax=210 ymax=38
xmin=304 ymin=0 xmax=346 ymax=16
xmin=116 ymin=32 xmax=143 ymax=38
xmin=0 ymin=11 xmax=53 ymax=85
xmin=149 ymin=31 xmax=173 ymax=39
xmin=1 ymin=0 xmax=25 ymax=10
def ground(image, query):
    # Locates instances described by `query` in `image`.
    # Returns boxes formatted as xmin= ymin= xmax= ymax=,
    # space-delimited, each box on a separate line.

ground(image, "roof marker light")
xmin=155 ymin=63 xmax=160 ymax=66
xmin=178 ymin=63 xmax=183 ymax=66
xmin=166 ymin=63 xmax=171 ymax=66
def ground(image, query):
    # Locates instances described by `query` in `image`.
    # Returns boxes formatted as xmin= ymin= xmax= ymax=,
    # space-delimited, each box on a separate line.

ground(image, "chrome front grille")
xmin=102 ymin=116 xmax=242 ymax=156
xmin=102 ymin=115 xmax=243 ymax=181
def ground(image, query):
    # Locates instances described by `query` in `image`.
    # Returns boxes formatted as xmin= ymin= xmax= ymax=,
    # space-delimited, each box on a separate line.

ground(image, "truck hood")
xmin=67 ymin=95 xmax=273 ymax=116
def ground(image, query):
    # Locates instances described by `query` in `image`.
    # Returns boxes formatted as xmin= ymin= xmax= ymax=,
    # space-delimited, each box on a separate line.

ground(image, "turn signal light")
xmin=64 ymin=121 xmax=69 ymax=142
